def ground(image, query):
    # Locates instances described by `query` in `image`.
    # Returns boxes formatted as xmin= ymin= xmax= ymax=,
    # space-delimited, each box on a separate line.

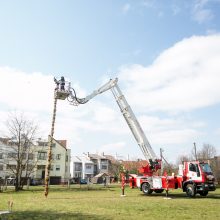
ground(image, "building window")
xmin=94 ymin=164 xmax=98 ymax=173
xmin=37 ymin=165 xmax=46 ymax=170
xmin=0 ymin=153 xmax=3 ymax=159
xmin=65 ymin=166 xmax=68 ymax=172
xmin=0 ymin=164 xmax=3 ymax=171
xmin=50 ymin=165 xmax=54 ymax=171
xmin=6 ymin=164 xmax=16 ymax=170
xmin=56 ymin=165 xmax=60 ymax=171
xmin=86 ymin=165 xmax=92 ymax=169
xmin=66 ymin=155 xmax=68 ymax=162
xmin=101 ymin=165 xmax=107 ymax=170
xmin=56 ymin=154 xmax=61 ymax=160
xmin=8 ymin=152 xmax=17 ymax=158
xmin=28 ymin=153 xmax=34 ymax=160
xmin=38 ymin=152 xmax=47 ymax=160
xmin=74 ymin=163 xmax=82 ymax=171
xmin=52 ymin=143 xmax=56 ymax=148
xmin=26 ymin=165 xmax=34 ymax=171
xmin=21 ymin=153 xmax=26 ymax=159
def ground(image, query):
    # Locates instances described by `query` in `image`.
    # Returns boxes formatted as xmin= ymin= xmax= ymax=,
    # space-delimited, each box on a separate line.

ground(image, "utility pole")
xmin=193 ymin=142 xmax=198 ymax=161
xmin=160 ymin=148 xmax=163 ymax=176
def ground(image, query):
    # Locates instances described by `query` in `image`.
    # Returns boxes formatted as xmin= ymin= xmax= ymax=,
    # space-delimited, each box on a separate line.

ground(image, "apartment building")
xmin=0 ymin=138 xmax=31 ymax=181
xmin=0 ymin=136 xmax=71 ymax=185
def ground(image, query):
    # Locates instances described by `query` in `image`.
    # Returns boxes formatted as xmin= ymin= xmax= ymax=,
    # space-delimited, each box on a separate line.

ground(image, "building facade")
xmin=33 ymin=137 xmax=71 ymax=184
xmin=71 ymin=156 xmax=94 ymax=182
xmin=71 ymin=153 xmax=114 ymax=181
xmin=0 ymin=137 xmax=71 ymax=185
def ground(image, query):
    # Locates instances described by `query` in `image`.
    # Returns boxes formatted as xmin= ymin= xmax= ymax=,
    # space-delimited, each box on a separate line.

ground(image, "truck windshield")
xmin=200 ymin=163 xmax=212 ymax=173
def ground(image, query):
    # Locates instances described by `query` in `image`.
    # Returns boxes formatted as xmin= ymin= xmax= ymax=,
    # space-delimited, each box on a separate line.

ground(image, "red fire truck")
xmin=134 ymin=160 xmax=215 ymax=197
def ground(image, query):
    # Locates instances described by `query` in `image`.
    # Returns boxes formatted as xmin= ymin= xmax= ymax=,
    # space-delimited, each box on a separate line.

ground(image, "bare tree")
xmin=108 ymin=160 xmax=121 ymax=180
xmin=1 ymin=112 xmax=38 ymax=191
xmin=162 ymin=162 xmax=178 ymax=175
xmin=176 ymin=154 xmax=191 ymax=166
xmin=197 ymin=144 xmax=217 ymax=160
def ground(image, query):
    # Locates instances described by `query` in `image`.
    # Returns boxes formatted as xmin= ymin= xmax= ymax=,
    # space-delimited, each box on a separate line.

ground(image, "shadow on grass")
xmin=1 ymin=185 xmax=117 ymax=194
xmin=1 ymin=211 xmax=111 ymax=220
xmin=139 ymin=192 xmax=220 ymax=199
xmin=31 ymin=185 xmax=116 ymax=193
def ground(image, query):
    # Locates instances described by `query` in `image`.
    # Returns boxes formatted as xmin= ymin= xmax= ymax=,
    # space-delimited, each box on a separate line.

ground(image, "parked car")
xmin=30 ymin=179 xmax=43 ymax=186
xmin=80 ymin=179 xmax=87 ymax=184
xmin=70 ymin=178 xmax=77 ymax=184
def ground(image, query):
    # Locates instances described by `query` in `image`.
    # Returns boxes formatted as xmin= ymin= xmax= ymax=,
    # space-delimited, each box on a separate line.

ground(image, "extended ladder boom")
xmin=82 ymin=78 xmax=118 ymax=102
xmin=68 ymin=78 xmax=157 ymax=161
xmin=55 ymin=77 xmax=158 ymax=162
xmin=110 ymin=82 xmax=157 ymax=161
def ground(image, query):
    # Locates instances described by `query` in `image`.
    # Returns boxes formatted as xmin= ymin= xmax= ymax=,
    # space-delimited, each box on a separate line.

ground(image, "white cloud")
xmin=214 ymin=128 xmax=220 ymax=135
xmin=137 ymin=115 xmax=204 ymax=147
xmin=118 ymin=34 xmax=220 ymax=113
xmin=191 ymin=0 xmax=214 ymax=23
xmin=193 ymin=8 xmax=213 ymax=23
xmin=99 ymin=142 xmax=126 ymax=155
xmin=0 ymin=67 xmax=54 ymax=112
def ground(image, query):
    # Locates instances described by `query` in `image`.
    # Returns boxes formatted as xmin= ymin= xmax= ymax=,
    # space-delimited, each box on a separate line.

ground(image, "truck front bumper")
xmin=197 ymin=183 xmax=216 ymax=191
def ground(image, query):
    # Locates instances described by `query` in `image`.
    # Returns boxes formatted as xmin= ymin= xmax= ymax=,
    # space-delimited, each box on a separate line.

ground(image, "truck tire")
xmin=142 ymin=182 xmax=153 ymax=195
xmin=199 ymin=191 xmax=208 ymax=197
xmin=186 ymin=184 xmax=196 ymax=198
xmin=154 ymin=189 xmax=164 ymax=193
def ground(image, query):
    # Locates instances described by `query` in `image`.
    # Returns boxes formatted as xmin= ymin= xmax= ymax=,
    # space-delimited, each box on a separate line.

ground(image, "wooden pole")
xmin=44 ymin=92 xmax=57 ymax=197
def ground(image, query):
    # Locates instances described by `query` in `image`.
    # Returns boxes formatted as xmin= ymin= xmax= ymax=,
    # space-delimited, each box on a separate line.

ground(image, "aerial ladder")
xmin=55 ymin=77 xmax=161 ymax=175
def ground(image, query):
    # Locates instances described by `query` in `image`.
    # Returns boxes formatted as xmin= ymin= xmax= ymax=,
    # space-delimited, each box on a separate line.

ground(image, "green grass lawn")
xmin=0 ymin=184 xmax=219 ymax=220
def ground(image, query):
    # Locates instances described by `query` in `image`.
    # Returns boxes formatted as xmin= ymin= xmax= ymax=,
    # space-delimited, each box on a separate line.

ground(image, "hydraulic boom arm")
xmin=68 ymin=78 xmax=157 ymax=162
xmin=55 ymin=77 xmax=161 ymax=172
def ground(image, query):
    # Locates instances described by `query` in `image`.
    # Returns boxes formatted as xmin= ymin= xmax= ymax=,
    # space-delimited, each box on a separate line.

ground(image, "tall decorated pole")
xmin=44 ymin=76 xmax=70 ymax=197
xmin=120 ymin=165 xmax=126 ymax=197
xmin=44 ymin=89 xmax=58 ymax=197
xmin=121 ymin=172 xmax=126 ymax=196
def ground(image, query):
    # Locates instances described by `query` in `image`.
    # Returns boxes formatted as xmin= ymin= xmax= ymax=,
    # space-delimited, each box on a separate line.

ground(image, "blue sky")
xmin=0 ymin=0 xmax=220 ymax=162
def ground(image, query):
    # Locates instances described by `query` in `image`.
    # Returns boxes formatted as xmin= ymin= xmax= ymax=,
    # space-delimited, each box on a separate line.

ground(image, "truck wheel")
xmin=199 ymin=191 xmax=208 ymax=197
xmin=142 ymin=182 xmax=153 ymax=195
xmin=186 ymin=184 xmax=196 ymax=198
xmin=154 ymin=189 xmax=164 ymax=193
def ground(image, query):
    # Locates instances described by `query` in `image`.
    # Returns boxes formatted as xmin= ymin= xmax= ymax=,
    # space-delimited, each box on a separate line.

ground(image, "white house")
xmin=86 ymin=153 xmax=111 ymax=175
xmin=71 ymin=153 xmax=115 ymax=182
xmin=71 ymin=156 xmax=94 ymax=181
